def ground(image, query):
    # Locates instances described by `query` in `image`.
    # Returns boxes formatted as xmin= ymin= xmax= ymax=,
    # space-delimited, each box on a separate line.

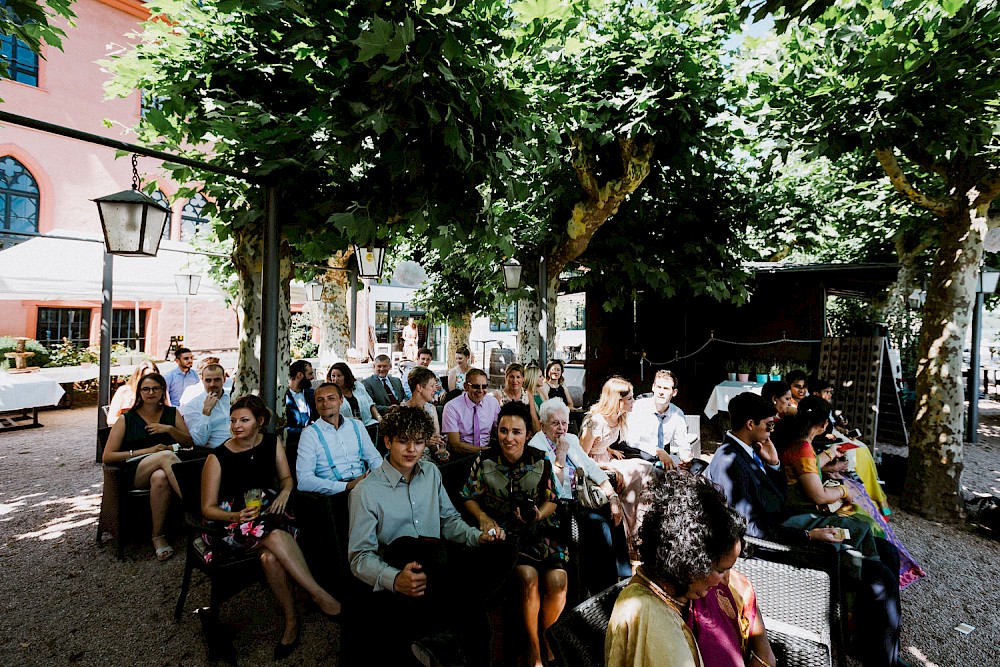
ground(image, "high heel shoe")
xmin=274 ymin=632 xmax=300 ymax=661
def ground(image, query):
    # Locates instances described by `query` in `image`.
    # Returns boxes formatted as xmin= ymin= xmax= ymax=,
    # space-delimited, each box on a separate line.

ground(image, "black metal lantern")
xmin=502 ymin=258 xmax=522 ymax=291
xmin=93 ymin=155 xmax=170 ymax=256
xmin=354 ymin=244 xmax=386 ymax=279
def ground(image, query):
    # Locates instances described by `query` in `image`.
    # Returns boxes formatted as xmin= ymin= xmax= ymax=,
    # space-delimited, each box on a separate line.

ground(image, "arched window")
xmin=0 ymin=156 xmax=40 ymax=245
xmin=0 ymin=34 xmax=39 ymax=87
xmin=180 ymin=192 xmax=208 ymax=242
xmin=151 ymin=189 xmax=171 ymax=239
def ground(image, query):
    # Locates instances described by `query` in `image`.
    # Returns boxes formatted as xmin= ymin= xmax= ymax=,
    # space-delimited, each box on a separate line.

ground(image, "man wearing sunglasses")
xmin=441 ymin=368 xmax=500 ymax=455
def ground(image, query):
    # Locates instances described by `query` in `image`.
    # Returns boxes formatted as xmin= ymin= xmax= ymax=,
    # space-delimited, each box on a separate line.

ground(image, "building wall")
xmin=0 ymin=0 xmax=238 ymax=358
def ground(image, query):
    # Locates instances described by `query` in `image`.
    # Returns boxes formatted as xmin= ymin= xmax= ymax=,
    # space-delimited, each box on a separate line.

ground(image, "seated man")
xmin=362 ymin=354 xmax=409 ymax=412
xmin=347 ymin=406 xmax=504 ymax=665
xmin=164 ymin=347 xmax=198 ymax=407
xmin=178 ymin=363 xmax=230 ymax=449
xmin=706 ymin=392 xmax=906 ymax=667
xmin=296 ymin=382 xmax=382 ymax=496
xmin=629 ymin=370 xmax=691 ymax=468
xmin=414 ymin=347 xmax=434 ymax=368
xmin=284 ymin=359 xmax=319 ymax=451
xmin=179 ymin=356 xmax=235 ymax=406
xmin=441 ymin=368 xmax=500 ymax=455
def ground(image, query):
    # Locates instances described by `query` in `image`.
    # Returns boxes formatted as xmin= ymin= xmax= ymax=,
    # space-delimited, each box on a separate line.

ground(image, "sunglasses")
xmin=467 ymin=383 xmax=489 ymax=390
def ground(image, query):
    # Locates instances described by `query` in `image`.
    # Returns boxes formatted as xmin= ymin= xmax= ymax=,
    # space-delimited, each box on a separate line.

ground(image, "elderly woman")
xmin=102 ymin=372 xmax=192 ymax=560
xmin=201 ymin=395 xmax=342 ymax=659
xmin=580 ymin=376 xmax=656 ymax=559
xmin=462 ymin=402 xmax=566 ymax=667
xmin=606 ymin=472 xmax=765 ymax=667
xmin=530 ymin=397 xmax=630 ymax=593
xmin=107 ymin=360 xmax=161 ymax=425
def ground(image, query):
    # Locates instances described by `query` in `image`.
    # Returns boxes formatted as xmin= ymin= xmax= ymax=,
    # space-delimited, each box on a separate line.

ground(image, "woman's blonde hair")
xmin=586 ymin=376 xmax=633 ymax=430
xmin=524 ymin=364 xmax=543 ymax=399
xmin=128 ymin=360 xmax=160 ymax=392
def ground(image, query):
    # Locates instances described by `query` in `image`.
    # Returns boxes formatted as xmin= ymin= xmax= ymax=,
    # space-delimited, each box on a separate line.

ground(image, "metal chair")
xmin=546 ymin=580 xmax=627 ymax=667
xmin=95 ymin=426 xmax=153 ymax=561
xmin=737 ymin=557 xmax=833 ymax=667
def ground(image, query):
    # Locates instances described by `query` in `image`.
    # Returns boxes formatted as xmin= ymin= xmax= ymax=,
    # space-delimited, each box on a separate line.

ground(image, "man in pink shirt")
xmin=441 ymin=368 xmax=500 ymax=454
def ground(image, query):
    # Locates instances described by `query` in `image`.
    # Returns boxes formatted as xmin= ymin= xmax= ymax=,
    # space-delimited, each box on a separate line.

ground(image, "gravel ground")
xmin=1 ymin=401 xmax=998 ymax=666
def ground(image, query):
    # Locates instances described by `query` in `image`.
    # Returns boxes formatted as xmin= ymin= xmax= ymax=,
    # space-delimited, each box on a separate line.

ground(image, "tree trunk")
xmin=517 ymin=295 xmax=541 ymax=364
xmin=901 ymin=205 xmax=987 ymax=521
xmin=231 ymin=225 xmax=293 ymax=419
xmin=317 ymin=251 xmax=352 ymax=371
xmin=877 ymin=241 xmax=925 ymax=378
xmin=447 ymin=313 xmax=472 ymax=365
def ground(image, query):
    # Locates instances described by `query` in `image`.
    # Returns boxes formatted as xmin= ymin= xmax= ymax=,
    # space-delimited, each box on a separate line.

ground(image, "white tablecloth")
xmin=37 ymin=364 xmax=136 ymax=384
xmin=0 ymin=373 xmax=66 ymax=411
xmin=703 ymin=380 xmax=763 ymax=419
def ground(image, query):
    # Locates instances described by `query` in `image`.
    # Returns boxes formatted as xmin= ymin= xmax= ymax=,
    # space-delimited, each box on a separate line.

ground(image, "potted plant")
xmin=769 ymin=361 xmax=783 ymax=381
xmin=754 ymin=362 xmax=768 ymax=385
xmin=724 ymin=359 xmax=738 ymax=382
xmin=736 ymin=359 xmax=750 ymax=383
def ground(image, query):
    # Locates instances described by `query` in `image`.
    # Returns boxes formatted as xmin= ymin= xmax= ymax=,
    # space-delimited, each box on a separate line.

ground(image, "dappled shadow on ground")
xmin=0 ymin=484 xmax=101 ymax=542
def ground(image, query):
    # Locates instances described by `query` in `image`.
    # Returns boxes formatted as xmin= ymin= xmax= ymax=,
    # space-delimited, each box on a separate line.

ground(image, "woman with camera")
xmin=461 ymin=401 xmax=566 ymax=667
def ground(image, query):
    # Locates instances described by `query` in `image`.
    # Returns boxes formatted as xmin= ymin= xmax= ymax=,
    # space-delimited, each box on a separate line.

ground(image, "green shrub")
xmin=0 ymin=337 xmax=51 ymax=368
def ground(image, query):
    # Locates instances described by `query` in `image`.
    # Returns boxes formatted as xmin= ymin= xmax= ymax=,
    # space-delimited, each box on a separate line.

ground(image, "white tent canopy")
xmin=0 ymin=230 xmax=309 ymax=303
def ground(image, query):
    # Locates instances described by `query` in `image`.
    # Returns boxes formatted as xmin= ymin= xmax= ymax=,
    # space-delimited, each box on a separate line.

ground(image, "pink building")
xmin=0 ymin=0 xmax=239 ymax=358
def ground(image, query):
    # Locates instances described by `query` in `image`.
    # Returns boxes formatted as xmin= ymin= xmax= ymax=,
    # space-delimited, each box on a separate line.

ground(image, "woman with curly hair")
xmin=606 ymin=472 xmax=773 ymax=667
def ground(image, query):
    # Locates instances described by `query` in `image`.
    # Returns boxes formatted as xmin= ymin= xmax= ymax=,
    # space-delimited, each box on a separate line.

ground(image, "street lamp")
xmin=502 ymin=258 xmax=523 ymax=291
xmin=906 ymin=288 xmax=926 ymax=310
xmin=305 ymin=282 xmax=323 ymax=301
xmin=354 ymin=244 xmax=386 ymax=279
xmin=91 ymin=154 xmax=171 ymax=446
xmin=967 ymin=266 xmax=1000 ymax=443
xmin=174 ymin=273 xmax=202 ymax=344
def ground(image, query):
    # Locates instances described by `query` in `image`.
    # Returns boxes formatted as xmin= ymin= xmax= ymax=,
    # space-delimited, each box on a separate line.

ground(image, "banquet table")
xmin=703 ymin=380 xmax=763 ymax=419
xmin=0 ymin=372 xmax=66 ymax=430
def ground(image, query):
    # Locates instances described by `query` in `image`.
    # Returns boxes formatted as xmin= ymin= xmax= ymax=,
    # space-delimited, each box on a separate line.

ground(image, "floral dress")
xmin=201 ymin=433 xmax=298 ymax=563
xmin=461 ymin=446 xmax=567 ymax=569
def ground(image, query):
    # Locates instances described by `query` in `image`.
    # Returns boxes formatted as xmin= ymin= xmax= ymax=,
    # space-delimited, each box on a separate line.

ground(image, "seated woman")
xmin=544 ymin=359 xmax=576 ymax=411
xmin=580 ymin=376 xmax=656 ymax=560
xmin=771 ymin=395 xmax=886 ymax=560
xmin=107 ymin=361 xmax=161 ymax=425
xmin=404 ymin=365 xmax=450 ymax=463
xmin=200 ymin=395 xmax=342 ymax=659
xmin=462 ymin=402 xmax=567 ymax=667
xmin=494 ymin=362 xmax=541 ymax=431
xmin=524 ymin=363 xmax=546 ymax=413
xmin=447 ymin=344 xmax=472 ymax=393
xmin=529 ymin=397 xmax=630 ymax=594
xmin=760 ymin=380 xmax=794 ymax=420
xmin=327 ymin=362 xmax=380 ymax=441
xmin=606 ymin=472 xmax=756 ymax=667
xmin=102 ymin=372 xmax=192 ymax=561
xmin=809 ymin=377 xmax=891 ymax=518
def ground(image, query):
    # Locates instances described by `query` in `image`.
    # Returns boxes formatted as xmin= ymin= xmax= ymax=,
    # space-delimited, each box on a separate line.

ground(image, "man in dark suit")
xmin=285 ymin=360 xmax=319 ymax=453
xmin=362 ymin=354 xmax=407 ymax=413
xmin=706 ymin=392 xmax=907 ymax=667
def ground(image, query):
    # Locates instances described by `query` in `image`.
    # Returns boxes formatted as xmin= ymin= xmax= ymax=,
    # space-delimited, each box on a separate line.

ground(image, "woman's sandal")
xmin=152 ymin=535 xmax=174 ymax=562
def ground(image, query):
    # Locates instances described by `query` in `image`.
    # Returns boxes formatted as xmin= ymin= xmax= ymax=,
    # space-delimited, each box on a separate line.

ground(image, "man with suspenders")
xmin=296 ymin=382 xmax=383 ymax=495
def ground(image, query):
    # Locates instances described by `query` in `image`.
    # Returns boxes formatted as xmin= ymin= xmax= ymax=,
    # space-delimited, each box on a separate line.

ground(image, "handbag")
xmin=575 ymin=467 xmax=609 ymax=510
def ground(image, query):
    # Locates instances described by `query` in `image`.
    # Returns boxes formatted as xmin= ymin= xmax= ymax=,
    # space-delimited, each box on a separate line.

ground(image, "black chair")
xmin=295 ymin=490 xmax=353 ymax=599
xmin=171 ymin=457 xmax=262 ymax=660
xmin=546 ymin=580 xmax=627 ymax=667
xmin=737 ymin=557 xmax=833 ymax=667
xmin=95 ymin=426 xmax=152 ymax=561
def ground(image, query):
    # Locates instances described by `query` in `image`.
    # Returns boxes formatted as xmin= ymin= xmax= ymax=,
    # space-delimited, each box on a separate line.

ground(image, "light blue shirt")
xmin=296 ymin=416 xmax=383 ymax=495
xmin=179 ymin=389 xmax=231 ymax=448
xmin=164 ymin=366 xmax=199 ymax=407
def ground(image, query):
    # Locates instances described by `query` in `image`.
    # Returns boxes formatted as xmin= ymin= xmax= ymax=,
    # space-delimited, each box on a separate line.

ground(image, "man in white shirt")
xmin=630 ymin=370 xmax=690 ymax=467
xmin=179 ymin=364 xmax=230 ymax=449
xmin=296 ymin=382 xmax=382 ymax=495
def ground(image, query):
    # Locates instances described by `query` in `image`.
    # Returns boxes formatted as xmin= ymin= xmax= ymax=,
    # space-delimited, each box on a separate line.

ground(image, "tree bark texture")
xmin=447 ymin=313 xmax=472 ymax=366
xmin=901 ymin=206 xmax=988 ymax=521
xmin=317 ymin=251 xmax=352 ymax=372
xmin=231 ymin=225 xmax=293 ymax=420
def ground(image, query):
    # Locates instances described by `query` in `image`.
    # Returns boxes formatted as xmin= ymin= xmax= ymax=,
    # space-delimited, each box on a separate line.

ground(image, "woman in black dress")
xmin=102 ymin=372 xmax=191 ymax=561
xmin=544 ymin=359 xmax=575 ymax=411
xmin=200 ymin=395 xmax=342 ymax=659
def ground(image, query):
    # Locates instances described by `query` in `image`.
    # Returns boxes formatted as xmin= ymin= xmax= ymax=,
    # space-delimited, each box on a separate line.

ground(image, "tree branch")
xmin=569 ymin=133 xmax=599 ymax=199
xmin=973 ymin=167 xmax=1000 ymax=208
xmin=899 ymin=144 xmax=949 ymax=179
xmin=874 ymin=147 xmax=953 ymax=218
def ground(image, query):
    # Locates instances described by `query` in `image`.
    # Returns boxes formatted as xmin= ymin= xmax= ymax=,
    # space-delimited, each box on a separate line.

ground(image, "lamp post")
xmin=174 ymin=273 xmax=202 ymax=344
xmin=354 ymin=244 xmax=386 ymax=279
xmin=92 ymin=155 xmax=170 ymax=444
xmin=967 ymin=266 xmax=1000 ymax=442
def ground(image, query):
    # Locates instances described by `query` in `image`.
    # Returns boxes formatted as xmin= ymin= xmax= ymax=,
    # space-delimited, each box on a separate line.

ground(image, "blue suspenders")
xmin=309 ymin=418 xmax=367 ymax=481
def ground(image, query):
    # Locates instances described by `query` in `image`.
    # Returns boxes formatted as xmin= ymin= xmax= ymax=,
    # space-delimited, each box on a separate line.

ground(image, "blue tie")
xmin=752 ymin=452 xmax=766 ymax=471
